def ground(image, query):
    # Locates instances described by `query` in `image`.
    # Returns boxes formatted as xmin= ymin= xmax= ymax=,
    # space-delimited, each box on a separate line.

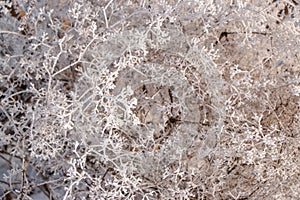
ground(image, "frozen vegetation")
xmin=0 ymin=0 xmax=300 ymax=199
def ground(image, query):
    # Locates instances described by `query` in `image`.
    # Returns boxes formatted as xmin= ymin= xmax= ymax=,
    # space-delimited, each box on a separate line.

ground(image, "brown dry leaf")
xmin=129 ymin=146 xmax=138 ymax=152
xmin=60 ymin=17 xmax=71 ymax=31
xmin=153 ymin=144 xmax=160 ymax=150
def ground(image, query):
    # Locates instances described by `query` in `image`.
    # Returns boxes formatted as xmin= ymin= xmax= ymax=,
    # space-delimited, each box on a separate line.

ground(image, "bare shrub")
xmin=0 ymin=0 xmax=299 ymax=199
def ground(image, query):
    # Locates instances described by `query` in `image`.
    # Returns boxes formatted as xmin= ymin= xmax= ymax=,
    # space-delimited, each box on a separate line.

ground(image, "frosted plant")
xmin=0 ymin=0 xmax=300 ymax=199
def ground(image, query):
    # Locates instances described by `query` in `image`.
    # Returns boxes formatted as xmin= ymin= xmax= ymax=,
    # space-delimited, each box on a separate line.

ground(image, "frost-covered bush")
xmin=0 ymin=0 xmax=300 ymax=199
